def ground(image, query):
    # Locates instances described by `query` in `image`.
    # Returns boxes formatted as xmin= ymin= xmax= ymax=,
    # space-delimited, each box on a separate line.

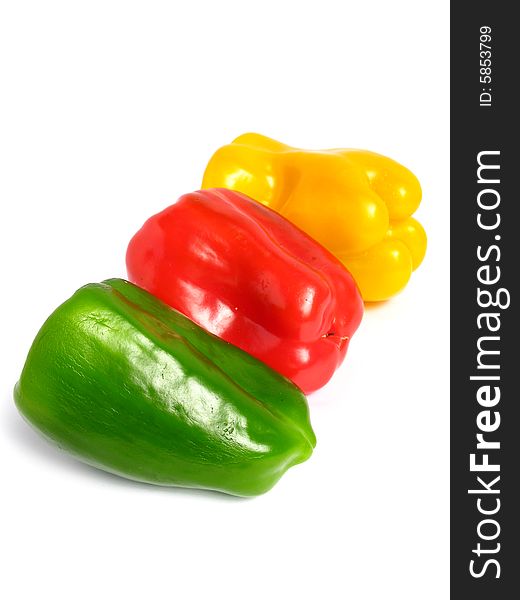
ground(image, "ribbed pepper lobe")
xmin=202 ymin=133 xmax=427 ymax=301
xmin=126 ymin=189 xmax=363 ymax=393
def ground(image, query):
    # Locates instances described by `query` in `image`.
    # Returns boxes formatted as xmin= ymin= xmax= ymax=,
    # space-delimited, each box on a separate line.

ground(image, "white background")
xmin=0 ymin=1 xmax=449 ymax=598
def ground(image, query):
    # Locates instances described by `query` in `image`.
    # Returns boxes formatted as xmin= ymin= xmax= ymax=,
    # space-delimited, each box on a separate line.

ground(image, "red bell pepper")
xmin=126 ymin=188 xmax=363 ymax=393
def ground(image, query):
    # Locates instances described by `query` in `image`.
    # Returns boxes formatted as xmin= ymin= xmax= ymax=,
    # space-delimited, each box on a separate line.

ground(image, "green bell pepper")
xmin=14 ymin=279 xmax=315 ymax=496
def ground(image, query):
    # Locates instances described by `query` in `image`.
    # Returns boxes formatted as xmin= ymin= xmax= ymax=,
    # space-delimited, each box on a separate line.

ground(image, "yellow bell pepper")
xmin=202 ymin=133 xmax=427 ymax=302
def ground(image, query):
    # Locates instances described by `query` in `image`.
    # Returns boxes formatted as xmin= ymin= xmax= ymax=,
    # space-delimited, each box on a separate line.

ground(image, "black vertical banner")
xmin=451 ymin=3 xmax=518 ymax=598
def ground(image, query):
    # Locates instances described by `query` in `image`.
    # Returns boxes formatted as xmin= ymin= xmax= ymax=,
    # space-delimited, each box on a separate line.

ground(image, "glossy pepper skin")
xmin=126 ymin=188 xmax=363 ymax=394
xmin=14 ymin=279 xmax=315 ymax=497
xmin=202 ymin=133 xmax=427 ymax=302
